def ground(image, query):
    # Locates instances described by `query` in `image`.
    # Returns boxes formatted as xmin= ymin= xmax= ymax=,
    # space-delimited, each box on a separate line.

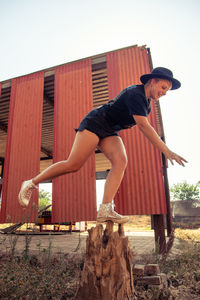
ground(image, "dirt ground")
xmin=0 ymin=215 xmax=181 ymax=258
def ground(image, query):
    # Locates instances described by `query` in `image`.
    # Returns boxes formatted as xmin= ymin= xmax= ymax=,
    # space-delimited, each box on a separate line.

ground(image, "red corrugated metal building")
xmin=0 ymin=45 xmax=171 ymax=241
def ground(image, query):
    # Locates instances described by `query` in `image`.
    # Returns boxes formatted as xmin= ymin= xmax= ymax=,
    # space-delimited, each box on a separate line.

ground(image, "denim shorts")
xmin=75 ymin=107 xmax=119 ymax=139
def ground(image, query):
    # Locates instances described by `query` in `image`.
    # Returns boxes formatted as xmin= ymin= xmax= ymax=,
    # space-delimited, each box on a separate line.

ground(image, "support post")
xmin=162 ymin=153 xmax=173 ymax=236
xmin=153 ymin=214 xmax=166 ymax=254
xmin=0 ymin=158 xmax=4 ymax=196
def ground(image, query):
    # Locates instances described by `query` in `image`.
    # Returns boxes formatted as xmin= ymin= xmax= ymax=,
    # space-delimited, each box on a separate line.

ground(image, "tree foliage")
xmin=170 ymin=181 xmax=200 ymax=201
xmin=39 ymin=189 xmax=52 ymax=211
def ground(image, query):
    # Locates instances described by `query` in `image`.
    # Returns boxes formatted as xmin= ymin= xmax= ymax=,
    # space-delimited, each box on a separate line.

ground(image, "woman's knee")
xmin=111 ymin=153 xmax=128 ymax=170
xmin=62 ymin=159 xmax=83 ymax=173
xmin=120 ymin=153 xmax=128 ymax=169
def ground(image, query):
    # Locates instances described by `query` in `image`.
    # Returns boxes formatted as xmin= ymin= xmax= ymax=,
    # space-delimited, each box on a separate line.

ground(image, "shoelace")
xmin=22 ymin=185 xmax=35 ymax=200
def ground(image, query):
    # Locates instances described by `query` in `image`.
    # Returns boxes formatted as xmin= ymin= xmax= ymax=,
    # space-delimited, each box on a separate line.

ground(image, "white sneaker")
xmin=18 ymin=179 xmax=38 ymax=208
xmin=97 ymin=203 xmax=129 ymax=224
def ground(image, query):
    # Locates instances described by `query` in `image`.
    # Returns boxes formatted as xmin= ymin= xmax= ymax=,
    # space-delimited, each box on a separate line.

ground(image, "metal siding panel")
xmin=107 ymin=46 xmax=166 ymax=215
xmin=0 ymin=72 xmax=44 ymax=223
xmin=52 ymin=59 xmax=96 ymax=223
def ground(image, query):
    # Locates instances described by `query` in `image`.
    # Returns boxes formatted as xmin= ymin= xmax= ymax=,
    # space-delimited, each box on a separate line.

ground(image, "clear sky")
xmin=0 ymin=0 xmax=199 ymax=187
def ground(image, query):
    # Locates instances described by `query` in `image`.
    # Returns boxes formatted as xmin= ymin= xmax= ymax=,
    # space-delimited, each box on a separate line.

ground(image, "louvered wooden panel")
xmin=92 ymin=67 xmax=109 ymax=108
xmin=95 ymin=153 xmax=112 ymax=172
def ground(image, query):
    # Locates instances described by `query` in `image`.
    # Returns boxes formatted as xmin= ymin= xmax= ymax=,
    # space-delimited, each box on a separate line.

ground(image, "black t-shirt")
xmin=100 ymin=84 xmax=151 ymax=130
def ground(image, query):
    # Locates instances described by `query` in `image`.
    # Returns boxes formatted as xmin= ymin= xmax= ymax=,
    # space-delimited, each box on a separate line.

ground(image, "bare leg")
xmin=98 ymin=136 xmax=128 ymax=204
xmin=19 ymin=130 xmax=129 ymax=223
xmin=32 ymin=130 xmax=99 ymax=185
xmin=96 ymin=136 xmax=129 ymax=223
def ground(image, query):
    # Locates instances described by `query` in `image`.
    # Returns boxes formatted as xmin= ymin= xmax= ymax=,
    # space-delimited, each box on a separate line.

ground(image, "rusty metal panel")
xmin=107 ymin=46 xmax=166 ymax=215
xmin=0 ymin=72 xmax=44 ymax=223
xmin=52 ymin=59 xmax=96 ymax=223
xmin=0 ymin=82 xmax=2 ymax=176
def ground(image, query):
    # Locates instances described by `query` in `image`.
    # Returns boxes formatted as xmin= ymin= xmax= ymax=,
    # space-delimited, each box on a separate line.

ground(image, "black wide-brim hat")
xmin=140 ymin=67 xmax=181 ymax=90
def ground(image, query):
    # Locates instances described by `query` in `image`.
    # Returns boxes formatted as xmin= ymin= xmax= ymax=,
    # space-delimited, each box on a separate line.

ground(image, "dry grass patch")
xmin=0 ymin=252 xmax=83 ymax=300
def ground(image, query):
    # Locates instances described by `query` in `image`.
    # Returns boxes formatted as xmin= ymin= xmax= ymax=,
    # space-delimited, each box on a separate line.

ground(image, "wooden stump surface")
xmin=76 ymin=221 xmax=134 ymax=300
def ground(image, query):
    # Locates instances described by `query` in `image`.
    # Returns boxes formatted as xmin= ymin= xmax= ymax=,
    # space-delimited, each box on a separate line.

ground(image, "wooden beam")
xmin=0 ymin=121 xmax=7 ymax=133
xmin=41 ymin=146 xmax=52 ymax=158
xmin=44 ymin=93 xmax=54 ymax=107
xmin=152 ymin=214 xmax=166 ymax=254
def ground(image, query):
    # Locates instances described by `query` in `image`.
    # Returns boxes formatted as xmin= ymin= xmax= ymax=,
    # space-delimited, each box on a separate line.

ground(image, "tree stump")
xmin=76 ymin=221 xmax=134 ymax=300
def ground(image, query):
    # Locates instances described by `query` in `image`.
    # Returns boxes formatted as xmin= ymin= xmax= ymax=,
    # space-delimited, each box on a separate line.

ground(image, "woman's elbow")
xmin=136 ymin=122 xmax=147 ymax=131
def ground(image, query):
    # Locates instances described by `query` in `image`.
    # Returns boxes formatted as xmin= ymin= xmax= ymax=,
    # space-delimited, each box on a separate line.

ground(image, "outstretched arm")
xmin=133 ymin=115 xmax=188 ymax=166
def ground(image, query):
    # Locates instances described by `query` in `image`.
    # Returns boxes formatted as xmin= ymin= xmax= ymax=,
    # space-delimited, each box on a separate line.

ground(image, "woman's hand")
xmin=164 ymin=150 xmax=188 ymax=166
xmin=133 ymin=115 xmax=188 ymax=167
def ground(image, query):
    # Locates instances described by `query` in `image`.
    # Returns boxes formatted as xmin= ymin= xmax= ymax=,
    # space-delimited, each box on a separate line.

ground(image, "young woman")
xmin=18 ymin=67 xmax=187 ymax=223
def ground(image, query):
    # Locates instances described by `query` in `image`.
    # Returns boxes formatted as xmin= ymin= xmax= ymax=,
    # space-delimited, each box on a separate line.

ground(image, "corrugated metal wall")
xmin=0 ymin=72 xmax=44 ymax=223
xmin=52 ymin=59 xmax=96 ymax=222
xmin=0 ymin=81 xmax=2 ymax=177
xmin=107 ymin=47 xmax=167 ymax=215
xmin=0 ymin=45 xmax=168 ymax=223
